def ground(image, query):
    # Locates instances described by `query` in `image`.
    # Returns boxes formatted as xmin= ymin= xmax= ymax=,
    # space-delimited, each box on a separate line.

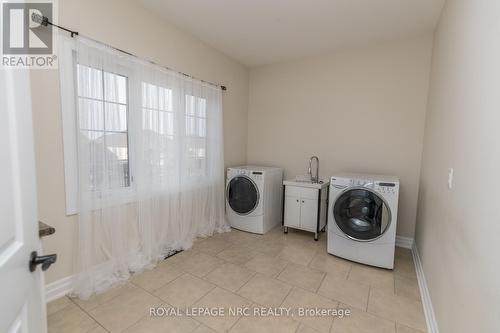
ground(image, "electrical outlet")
xmin=448 ymin=168 xmax=454 ymax=189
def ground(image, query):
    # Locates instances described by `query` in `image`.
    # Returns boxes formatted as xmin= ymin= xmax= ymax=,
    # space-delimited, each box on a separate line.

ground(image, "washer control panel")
xmin=375 ymin=182 xmax=398 ymax=195
xmin=331 ymin=176 xmax=399 ymax=195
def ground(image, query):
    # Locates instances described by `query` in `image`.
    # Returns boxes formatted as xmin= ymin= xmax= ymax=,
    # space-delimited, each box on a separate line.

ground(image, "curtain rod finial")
xmin=31 ymin=13 xmax=48 ymax=26
xmin=221 ymin=85 xmax=227 ymax=91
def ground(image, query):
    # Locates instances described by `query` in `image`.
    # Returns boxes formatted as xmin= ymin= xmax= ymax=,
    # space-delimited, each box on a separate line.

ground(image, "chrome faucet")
xmin=308 ymin=156 xmax=320 ymax=183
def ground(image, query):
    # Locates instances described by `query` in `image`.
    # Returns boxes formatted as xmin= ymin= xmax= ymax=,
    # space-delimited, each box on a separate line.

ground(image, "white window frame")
xmin=59 ymin=42 xmax=135 ymax=215
xmin=59 ymin=42 xmax=79 ymax=215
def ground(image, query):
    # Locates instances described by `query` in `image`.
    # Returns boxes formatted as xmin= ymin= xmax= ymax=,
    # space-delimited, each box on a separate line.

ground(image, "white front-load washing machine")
xmin=327 ymin=173 xmax=400 ymax=269
xmin=226 ymin=166 xmax=283 ymax=234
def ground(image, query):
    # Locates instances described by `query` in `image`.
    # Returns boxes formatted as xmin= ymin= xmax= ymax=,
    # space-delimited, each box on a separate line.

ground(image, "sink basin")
xmin=283 ymin=178 xmax=330 ymax=189
xmin=295 ymin=179 xmax=323 ymax=184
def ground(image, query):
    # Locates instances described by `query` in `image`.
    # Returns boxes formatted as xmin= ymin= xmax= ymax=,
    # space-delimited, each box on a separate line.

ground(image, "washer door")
xmin=333 ymin=187 xmax=391 ymax=241
xmin=227 ymin=176 xmax=259 ymax=215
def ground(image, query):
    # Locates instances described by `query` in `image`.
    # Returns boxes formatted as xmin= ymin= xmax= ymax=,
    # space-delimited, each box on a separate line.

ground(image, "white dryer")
xmin=226 ymin=166 xmax=283 ymax=234
xmin=327 ymin=173 xmax=400 ymax=269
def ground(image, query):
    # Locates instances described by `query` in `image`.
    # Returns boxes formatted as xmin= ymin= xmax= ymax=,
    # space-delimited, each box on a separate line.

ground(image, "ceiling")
xmin=138 ymin=0 xmax=445 ymax=67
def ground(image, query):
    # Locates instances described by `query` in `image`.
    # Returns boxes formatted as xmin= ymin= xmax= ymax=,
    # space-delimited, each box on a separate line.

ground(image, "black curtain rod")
xmin=32 ymin=13 xmax=227 ymax=91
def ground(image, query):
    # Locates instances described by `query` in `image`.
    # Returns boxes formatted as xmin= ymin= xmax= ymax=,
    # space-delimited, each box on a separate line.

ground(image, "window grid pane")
xmin=185 ymin=95 xmax=207 ymax=176
xmin=142 ymin=83 xmax=173 ymax=111
xmin=76 ymin=64 xmax=130 ymax=189
xmin=141 ymin=83 xmax=176 ymax=181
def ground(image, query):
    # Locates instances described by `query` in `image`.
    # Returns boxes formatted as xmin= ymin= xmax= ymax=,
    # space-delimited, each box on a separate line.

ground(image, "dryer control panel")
xmin=237 ymin=169 xmax=249 ymax=175
xmin=227 ymin=168 xmax=264 ymax=182
xmin=351 ymin=178 xmax=373 ymax=187
xmin=251 ymin=171 xmax=264 ymax=181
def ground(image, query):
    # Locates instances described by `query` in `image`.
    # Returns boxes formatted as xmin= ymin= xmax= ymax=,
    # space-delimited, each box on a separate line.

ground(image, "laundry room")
xmin=2 ymin=0 xmax=499 ymax=333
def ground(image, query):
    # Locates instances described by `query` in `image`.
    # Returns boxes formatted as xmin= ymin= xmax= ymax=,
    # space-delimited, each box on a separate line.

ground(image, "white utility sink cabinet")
xmin=282 ymin=179 xmax=330 ymax=240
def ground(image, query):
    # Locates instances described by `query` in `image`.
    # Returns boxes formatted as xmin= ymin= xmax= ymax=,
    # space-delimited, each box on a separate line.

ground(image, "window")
xmin=58 ymin=36 xmax=222 ymax=215
xmin=185 ymin=94 xmax=207 ymax=176
xmin=141 ymin=82 xmax=175 ymax=182
xmin=76 ymin=64 xmax=130 ymax=189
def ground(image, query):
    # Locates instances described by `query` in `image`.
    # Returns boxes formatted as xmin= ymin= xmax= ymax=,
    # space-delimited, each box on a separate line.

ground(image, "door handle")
xmin=29 ymin=251 xmax=57 ymax=272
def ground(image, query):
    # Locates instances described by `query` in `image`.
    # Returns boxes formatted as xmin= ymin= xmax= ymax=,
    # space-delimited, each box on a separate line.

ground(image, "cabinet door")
xmin=284 ymin=196 xmax=301 ymax=228
xmin=300 ymin=198 xmax=318 ymax=231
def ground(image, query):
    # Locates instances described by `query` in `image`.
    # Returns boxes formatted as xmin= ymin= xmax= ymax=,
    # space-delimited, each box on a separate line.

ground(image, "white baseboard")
xmin=45 ymin=275 xmax=73 ymax=303
xmin=395 ymin=235 xmax=414 ymax=249
xmin=412 ymin=242 xmax=439 ymax=333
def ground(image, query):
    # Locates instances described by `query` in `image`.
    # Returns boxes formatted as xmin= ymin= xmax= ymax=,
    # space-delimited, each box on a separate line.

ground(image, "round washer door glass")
xmin=227 ymin=176 xmax=259 ymax=215
xmin=333 ymin=188 xmax=391 ymax=241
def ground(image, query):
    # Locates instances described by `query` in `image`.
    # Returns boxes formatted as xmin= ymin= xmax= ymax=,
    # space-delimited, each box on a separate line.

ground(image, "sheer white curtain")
xmin=60 ymin=36 xmax=227 ymax=299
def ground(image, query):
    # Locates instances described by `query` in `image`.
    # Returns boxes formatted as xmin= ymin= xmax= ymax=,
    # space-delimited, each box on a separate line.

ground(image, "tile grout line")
xmin=274 ymin=260 xmax=291 ymax=279
xmin=393 ymin=273 xmax=396 ymax=295
xmin=279 ymin=286 xmax=302 ymax=330
xmin=186 ymin=280 xmax=264 ymax=332
xmin=282 ymin=284 xmax=339 ymax=332
xmin=365 ymin=286 xmax=371 ymax=312
xmin=68 ymin=297 xmax=111 ymax=333
xmin=115 ymin=282 xmax=180 ymax=331
xmin=48 ymin=297 xmax=108 ymax=333
xmin=152 ymin=276 xmax=216 ymax=332
xmin=232 ymin=270 xmax=258 ymax=294
xmin=198 ymin=260 xmax=227 ymax=279
xmin=365 ymin=286 xmax=428 ymax=332
xmin=197 ymin=255 xmax=258 ymax=293
xmin=345 ymin=263 xmax=353 ymax=280
xmin=45 ymin=298 xmax=74 ymax=318
xmin=227 ymin=311 xmax=246 ymax=332
xmin=162 ymin=271 xmax=218 ymax=308
xmin=137 ymin=299 xmax=201 ymax=333
xmin=278 ymin=285 xmax=295 ymax=308
xmin=314 ymin=270 xmax=327 ymax=293
xmin=128 ymin=267 xmax=184 ymax=294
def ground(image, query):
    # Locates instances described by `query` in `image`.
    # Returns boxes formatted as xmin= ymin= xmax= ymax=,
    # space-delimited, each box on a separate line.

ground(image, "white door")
xmin=300 ymin=198 xmax=318 ymax=231
xmin=284 ymin=196 xmax=301 ymax=228
xmin=0 ymin=69 xmax=47 ymax=332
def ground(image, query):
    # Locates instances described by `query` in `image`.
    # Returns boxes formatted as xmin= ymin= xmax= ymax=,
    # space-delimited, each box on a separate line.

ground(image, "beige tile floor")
xmin=47 ymin=227 xmax=427 ymax=333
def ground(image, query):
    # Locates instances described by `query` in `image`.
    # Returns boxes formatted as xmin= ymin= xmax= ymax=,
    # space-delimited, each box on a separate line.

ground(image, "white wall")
xmin=416 ymin=0 xmax=500 ymax=332
xmin=247 ymin=35 xmax=433 ymax=238
xmin=32 ymin=0 xmax=249 ymax=284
